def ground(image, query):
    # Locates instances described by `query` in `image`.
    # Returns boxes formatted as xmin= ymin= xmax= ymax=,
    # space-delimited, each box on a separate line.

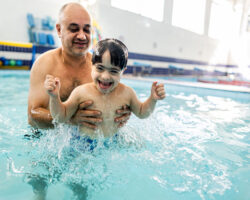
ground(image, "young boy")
xmin=44 ymin=39 xmax=165 ymax=139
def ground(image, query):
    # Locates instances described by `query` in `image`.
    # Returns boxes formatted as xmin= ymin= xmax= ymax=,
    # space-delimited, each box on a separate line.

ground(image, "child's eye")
xmin=110 ymin=70 xmax=119 ymax=74
xmin=96 ymin=66 xmax=104 ymax=71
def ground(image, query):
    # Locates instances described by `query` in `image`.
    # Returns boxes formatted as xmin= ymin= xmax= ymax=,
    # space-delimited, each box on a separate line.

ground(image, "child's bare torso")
xmin=78 ymin=83 xmax=131 ymax=138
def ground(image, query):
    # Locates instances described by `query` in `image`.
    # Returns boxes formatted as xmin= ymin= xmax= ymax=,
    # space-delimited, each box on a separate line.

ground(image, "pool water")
xmin=0 ymin=70 xmax=250 ymax=200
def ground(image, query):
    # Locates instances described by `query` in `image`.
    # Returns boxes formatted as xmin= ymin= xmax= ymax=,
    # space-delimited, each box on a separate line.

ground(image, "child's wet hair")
xmin=92 ymin=38 xmax=128 ymax=70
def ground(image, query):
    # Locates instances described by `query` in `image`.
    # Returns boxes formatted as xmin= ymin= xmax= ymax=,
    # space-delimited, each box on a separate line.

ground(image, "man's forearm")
xmin=28 ymin=108 xmax=54 ymax=129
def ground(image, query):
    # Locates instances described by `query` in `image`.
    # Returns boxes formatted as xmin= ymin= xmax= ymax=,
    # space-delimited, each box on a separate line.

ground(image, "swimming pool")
xmin=0 ymin=70 xmax=249 ymax=200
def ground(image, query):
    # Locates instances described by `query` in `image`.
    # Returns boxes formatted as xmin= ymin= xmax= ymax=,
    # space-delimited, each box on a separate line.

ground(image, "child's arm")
xmin=130 ymin=81 xmax=165 ymax=119
xmin=44 ymin=75 xmax=80 ymax=123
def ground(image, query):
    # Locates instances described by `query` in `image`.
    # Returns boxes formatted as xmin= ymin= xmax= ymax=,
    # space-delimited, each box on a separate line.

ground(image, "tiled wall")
xmin=0 ymin=42 xmax=54 ymax=70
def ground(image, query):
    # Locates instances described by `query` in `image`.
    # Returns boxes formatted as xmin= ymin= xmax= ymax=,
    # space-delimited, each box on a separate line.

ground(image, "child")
xmin=44 ymin=38 xmax=165 ymax=139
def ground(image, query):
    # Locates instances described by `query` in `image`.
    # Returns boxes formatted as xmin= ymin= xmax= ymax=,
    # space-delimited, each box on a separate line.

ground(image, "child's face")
xmin=92 ymin=50 xmax=123 ymax=94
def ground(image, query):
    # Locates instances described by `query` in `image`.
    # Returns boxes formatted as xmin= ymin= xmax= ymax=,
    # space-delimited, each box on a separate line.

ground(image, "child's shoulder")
xmin=118 ymin=82 xmax=132 ymax=91
xmin=118 ymin=82 xmax=129 ymax=88
xmin=117 ymin=83 xmax=135 ymax=95
xmin=78 ymin=82 xmax=94 ymax=88
xmin=73 ymin=82 xmax=94 ymax=93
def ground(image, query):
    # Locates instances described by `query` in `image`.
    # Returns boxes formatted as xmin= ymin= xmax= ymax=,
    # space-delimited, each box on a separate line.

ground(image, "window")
xmin=172 ymin=0 xmax=206 ymax=34
xmin=208 ymin=0 xmax=242 ymax=40
xmin=111 ymin=0 xmax=164 ymax=22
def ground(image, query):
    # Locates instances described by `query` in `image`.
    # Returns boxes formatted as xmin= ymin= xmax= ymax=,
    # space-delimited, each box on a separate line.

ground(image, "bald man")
xmin=28 ymin=3 xmax=130 ymax=129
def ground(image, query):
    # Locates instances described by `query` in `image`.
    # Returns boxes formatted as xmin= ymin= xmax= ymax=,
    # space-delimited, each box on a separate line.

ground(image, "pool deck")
xmin=123 ymin=75 xmax=250 ymax=94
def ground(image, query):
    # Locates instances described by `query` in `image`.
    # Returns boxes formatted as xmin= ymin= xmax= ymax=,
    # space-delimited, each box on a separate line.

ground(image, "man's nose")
xmin=76 ymin=30 xmax=86 ymax=40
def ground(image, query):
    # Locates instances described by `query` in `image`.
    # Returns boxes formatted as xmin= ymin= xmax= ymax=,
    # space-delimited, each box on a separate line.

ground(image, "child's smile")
xmin=98 ymin=80 xmax=113 ymax=90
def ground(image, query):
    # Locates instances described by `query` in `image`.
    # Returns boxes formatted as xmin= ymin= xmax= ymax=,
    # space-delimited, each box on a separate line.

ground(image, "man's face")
xmin=91 ymin=51 xmax=123 ymax=94
xmin=57 ymin=5 xmax=91 ymax=57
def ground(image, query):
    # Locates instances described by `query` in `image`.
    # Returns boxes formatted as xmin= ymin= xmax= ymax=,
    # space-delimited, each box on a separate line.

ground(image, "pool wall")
xmin=1 ymin=41 xmax=247 ymax=79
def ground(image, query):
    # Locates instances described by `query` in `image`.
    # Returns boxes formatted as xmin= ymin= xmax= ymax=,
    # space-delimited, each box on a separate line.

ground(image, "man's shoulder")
xmin=36 ymin=48 xmax=60 ymax=63
xmin=30 ymin=48 xmax=61 ymax=73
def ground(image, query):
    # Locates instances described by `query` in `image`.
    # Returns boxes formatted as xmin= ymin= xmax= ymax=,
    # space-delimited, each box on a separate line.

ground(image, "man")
xmin=27 ymin=3 xmax=130 ymax=200
xmin=28 ymin=2 xmax=130 ymax=130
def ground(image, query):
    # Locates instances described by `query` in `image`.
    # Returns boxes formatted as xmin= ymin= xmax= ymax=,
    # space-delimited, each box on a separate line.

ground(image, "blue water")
xmin=0 ymin=70 xmax=250 ymax=200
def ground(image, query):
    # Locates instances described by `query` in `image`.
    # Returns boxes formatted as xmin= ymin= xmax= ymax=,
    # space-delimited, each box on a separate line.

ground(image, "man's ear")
xmin=56 ymin=24 xmax=61 ymax=38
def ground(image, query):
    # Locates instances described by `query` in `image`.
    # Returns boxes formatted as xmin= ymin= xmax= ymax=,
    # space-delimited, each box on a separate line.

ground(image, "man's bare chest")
xmin=56 ymin=73 xmax=91 ymax=101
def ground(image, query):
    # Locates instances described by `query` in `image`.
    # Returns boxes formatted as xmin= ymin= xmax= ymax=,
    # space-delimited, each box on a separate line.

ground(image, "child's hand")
xmin=151 ymin=81 xmax=166 ymax=100
xmin=44 ymin=74 xmax=60 ymax=97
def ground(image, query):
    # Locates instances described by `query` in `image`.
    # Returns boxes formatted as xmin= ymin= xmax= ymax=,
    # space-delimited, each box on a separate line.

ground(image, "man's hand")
xmin=70 ymin=100 xmax=102 ymax=129
xmin=115 ymin=105 xmax=131 ymax=128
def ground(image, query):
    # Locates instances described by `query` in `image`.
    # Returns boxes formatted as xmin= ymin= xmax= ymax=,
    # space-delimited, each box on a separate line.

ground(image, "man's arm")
xmin=129 ymin=82 xmax=165 ymax=119
xmin=28 ymin=57 xmax=54 ymax=129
